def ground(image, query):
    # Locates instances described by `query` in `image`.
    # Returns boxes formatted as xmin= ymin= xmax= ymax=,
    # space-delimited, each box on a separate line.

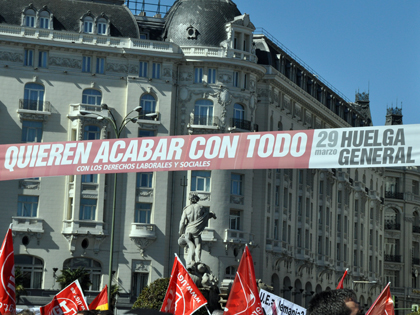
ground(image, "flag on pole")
xmin=0 ymin=225 xmax=16 ymax=315
xmin=336 ymin=268 xmax=348 ymax=289
xmin=224 ymin=246 xmax=263 ymax=315
xmin=40 ymin=280 xmax=89 ymax=315
xmin=160 ymin=255 xmax=207 ymax=315
xmin=89 ymin=285 xmax=108 ymax=310
xmin=365 ymin=283 xmax=394 ymax=315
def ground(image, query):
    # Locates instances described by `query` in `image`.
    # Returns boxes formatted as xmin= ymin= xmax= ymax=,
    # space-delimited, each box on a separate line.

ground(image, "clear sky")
xmin=236 ymin=0 xmax=420 ymax=126
xmin=156 ymin=0 xmax=420 ymax=126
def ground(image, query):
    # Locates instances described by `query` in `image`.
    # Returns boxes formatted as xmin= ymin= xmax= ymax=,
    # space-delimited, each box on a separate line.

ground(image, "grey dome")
xmin=163 ymin=0 xmax=241 ymax=47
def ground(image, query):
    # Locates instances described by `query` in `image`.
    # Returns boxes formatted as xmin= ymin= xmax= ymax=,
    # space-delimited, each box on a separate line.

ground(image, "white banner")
xmin=259 ymin=289 xmax=306 ymax=315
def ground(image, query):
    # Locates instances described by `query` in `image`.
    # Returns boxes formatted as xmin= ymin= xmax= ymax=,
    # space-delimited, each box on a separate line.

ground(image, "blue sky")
xmin=236 ymin=0 xmax=420 ymax=126
xmin=154 ymin=0 xmax=420 ymax=126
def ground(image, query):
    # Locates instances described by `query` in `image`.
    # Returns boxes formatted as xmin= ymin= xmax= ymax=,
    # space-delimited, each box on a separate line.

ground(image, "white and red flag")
xmin=365 ymin=283 xmax=394 ymax=315
xmin=0 ymin=226 xmax=16 ymax=315
xmin=160 ymin=255 xmax=207 ymax=315
xmin=224 ymin=246 xmax=263 ymax=315
xmin=336 ymin=268 xmax=348 ymax=289
xmin=40 ymin=280 xmax=89 ymax=315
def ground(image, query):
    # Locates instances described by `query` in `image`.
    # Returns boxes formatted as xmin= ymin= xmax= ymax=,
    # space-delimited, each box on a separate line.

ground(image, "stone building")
xmin=0 ymin=0 xmax=386 ymax=311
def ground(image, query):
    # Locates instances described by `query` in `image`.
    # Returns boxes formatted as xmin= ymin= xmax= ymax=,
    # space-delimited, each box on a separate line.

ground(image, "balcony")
xmin=414 ymin=225 xmax=420 ymax=233
xmin=129 ymin=223 xmax=157 ymax=239
xmin=12 ymin=216 xmax=44 ymax=234
xmin=384 ymin=254 xmax=401 ymax=262
xmin=187 ymin=114 xmax=220 ymax=134
xmin=413 ymin=257 xmax=420 ymax=265
xmin=18 ymin=99 xmax=51 ymax=121
xmin=384 ymin=222 xmax=400 ymax=230
xmin=68 ymin=103 xmax=111 ymax=119
xmin=230 ymin=194 xmax=244 ymax=205
xmin=385 ymin=191 xmax=404 ymax=200
xmin=62 ymin=220 xmax=105 ymax=236
xmin=224 ymin=229 xmax=254 ymax=252
xmin=230 ymin=118 xmax=252 ymax=131
xmin=138 ymin=110 xmax=159 ymax=121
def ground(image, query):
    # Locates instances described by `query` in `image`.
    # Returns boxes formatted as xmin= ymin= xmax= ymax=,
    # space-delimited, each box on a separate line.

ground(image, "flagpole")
xmin=365 ymin=282 xmax=391 ymax=315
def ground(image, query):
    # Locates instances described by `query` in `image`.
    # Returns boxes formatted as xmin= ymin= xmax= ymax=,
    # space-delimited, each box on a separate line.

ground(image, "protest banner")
xmin=259 ymin=289 xmax=306 ymax=315
xmin=0 ymin=124 xmax=419 ymax=181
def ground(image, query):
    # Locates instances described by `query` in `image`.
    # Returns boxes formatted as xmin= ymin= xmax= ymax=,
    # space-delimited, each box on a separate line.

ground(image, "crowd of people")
xmin=308 ymin=289 xmax=364 ymax=315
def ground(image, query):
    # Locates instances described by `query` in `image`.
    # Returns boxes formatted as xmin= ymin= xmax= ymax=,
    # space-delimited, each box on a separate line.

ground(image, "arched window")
xmin=140 ymin=94 xmax=157 ymax=119
xmin=83 ymin=16 xmax=94 ymax=34
xmin=385 ymin=208 xmax=399 ymax=230
xmin=233 ymin=103 xmax=244 ymax=120
xmin=97 ymin=18 xmax=108 ymax=35
xmin=63 ymin=258 xmax=102 ymax=291
xmin=15 ymin=255 xmax=43 ymax=289
xmin=24 ymin=9 xmax=36 ymax=27
xmin=39 ymin=10 xmax=51 ymax=29
xmin=283 ymin=276 xmax=292 ymax=301
xmin=194 ymin=100 xmax=213 ymax=125
xmin=24 ymin=83 xmax=45 ymax=111
xmin=82 ymin=89 xmax=102 ymax=105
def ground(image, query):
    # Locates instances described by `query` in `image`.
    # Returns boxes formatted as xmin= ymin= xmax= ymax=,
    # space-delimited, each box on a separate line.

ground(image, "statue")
xmin=178 ymin=193 xmax=216 ymax=268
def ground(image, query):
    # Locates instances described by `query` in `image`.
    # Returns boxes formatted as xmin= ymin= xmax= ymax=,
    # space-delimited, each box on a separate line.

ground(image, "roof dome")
xmin=163 ymin=0 xmax=241 ymax=47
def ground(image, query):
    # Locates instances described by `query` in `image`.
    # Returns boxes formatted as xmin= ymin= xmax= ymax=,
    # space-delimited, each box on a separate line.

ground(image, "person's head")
xmin=98 ymin=311 xmax=114 ymax=315
xmin=308 ymin=289 xmax=361 ymax=315
xmin=189 ymin=193 xmax=200 ymax=204
xmin=17 ymin=310 xmax=35 ymax=315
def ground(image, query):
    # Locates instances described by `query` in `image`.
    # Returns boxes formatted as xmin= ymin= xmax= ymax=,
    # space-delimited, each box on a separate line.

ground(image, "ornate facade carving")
xmin=50 ymin=57 xmax=81 ymax=68
xmin=106 ymin=63 xmax=128 ymax=73
xmin=0 ymin=51 xmax=23 ymax=63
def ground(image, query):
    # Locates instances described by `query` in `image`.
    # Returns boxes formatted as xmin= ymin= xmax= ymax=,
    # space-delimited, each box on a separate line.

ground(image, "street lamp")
xmin=80 ymin=103 xmax=142 ymax=308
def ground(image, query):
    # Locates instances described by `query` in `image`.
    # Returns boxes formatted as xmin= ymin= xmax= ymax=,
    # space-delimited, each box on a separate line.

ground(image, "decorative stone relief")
xmin=218 ymin=73 xmax=232 ymax=84
xmin=133 ymin=260 xmax=151 ymax=273
xmin=163 ymin=68 xmax=172 ymax=78
xmin=131 ymin=238 xmax=156 ymax=258
xmin=138 ymin=189 xmax=153 ymax=197
xmin=106 ymin=63 xmax=128 ymax=73
xmin=19 ymin=179 xmax=40 ymax=190
xmin=49 ymin=57 xmax=81 ymax=68
xmin=180 ymin=71 xmax=192 ymax=82
xmin=0 ymin=51 xmax=23 ymax=63
xmin=257 ymin=88 xmax=269 ymax=98
xmin=128 ymin=65 xmax=139 ymax=74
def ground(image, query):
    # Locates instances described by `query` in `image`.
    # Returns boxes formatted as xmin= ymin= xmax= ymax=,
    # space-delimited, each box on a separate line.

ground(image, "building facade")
xmin=0 ymin=0 xmax=396 ymax=311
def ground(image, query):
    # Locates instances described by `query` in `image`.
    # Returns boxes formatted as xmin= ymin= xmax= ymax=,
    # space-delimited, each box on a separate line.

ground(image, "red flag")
xmin=0 ymin=226 xmax=16 ymax=315
xmin=224 ymin=246 xmax=263 ymax=315
xmin=89 ymin=285 xmax=108 ymax=310
xmin=40 ymin=280 xmax=89 ymax=315
xmin=160 ymin=255 xmax=207 ymax=315
xmin=365 ymin=283 xmax=394 ymax=315
xmin=336 ymin=269 xmax=348 ymax=289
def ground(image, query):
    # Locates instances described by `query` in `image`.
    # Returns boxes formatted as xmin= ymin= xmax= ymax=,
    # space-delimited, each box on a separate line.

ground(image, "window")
xmin=140 ymin=33 xmax=148 ymax=40
xmin=83 ymin=125 xmax=100 ymax=140
xmin=233 ymin=103 xmax=245 ymax=121
xmin=229 ymin=210 xmax=241 ymax=230
xmin=231 ymin=173 xmax=243 ymax=195
xmin=96 ymin=58 xmax=105 ymax=74
xmin=233 ymin=71 xmax=239 ymax=87
xmin=82 ymin=89 xmax=102 ymax=105
xmin=15 ymin=255 xmax=43 ymax=289
xmin=139 ymin=129 xmax=155 ymax=137
xmin=39 ymin=11 xmax=50 ymax=29
xmin=133 ymin=272 xmax=148 ymax=297
xmin=413 ymin=180 xmax=420 ymax=195
xmin=194 ymin=100 xmax=213 ymax=125
xmin=24 ymin=49 xmax=34 ymax=66
xmin=274 ymin=220 xmax=279 ymax=240
xmin=24 ymin=83 xmax=44 ymax=111
xmin=17 ymin=195 xmax=39 ymax=217
xmin=191 ymin=171 xmax=211 ymax=192
xmin=83 ymin=17 xmax=94 ymax=34
xmin=208 ymin=68 xmax=216 ymax=84
xmin=97 ymin=18 xmax=107 ymax=35
xmin=135 ymin=203 xmax=152 ymax=223
xmin=81 ymin=174 xmax=97 ymax=183
xmin=24 ymin=9 xmax=36 ymax=27
xmin=38 ymin=51 xmax=48 ymax=68
xmin=152 ymin=63 xmax=161 ymax=79
xmin=139 ymin=61 xmax=148 ymax=78
xmin=137 ymin=172 xmax=153 ymax=188
xmin=79 ymin=198 xmax=96 ymax=220
xmin=225 ymin=266 xmax=237 ymax=280
xmin=194 ymin=68 xmax=203 ymax=83
xmin=22 ymin=121 xmax=43 ymax=143
xmin=243 ymin=73 xmax=248 ymax=89
xmin=82 ymin=56 xmax=92 ymax=73
xmin=140 ymin=94 xmax=156 ymax=117
xmin=63 ymin=258 xmax=101 ymax=291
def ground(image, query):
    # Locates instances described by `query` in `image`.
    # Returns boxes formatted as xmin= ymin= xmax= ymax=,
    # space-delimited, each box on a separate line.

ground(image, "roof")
xmin=0 ymin=0 xmax=139 ymax=38
xmin=163 ymin=0 xmax=241 ymax=47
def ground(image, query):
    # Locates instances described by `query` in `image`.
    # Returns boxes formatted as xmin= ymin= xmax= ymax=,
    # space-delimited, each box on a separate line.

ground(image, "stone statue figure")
xmin=178 ymin=193 xmax=216 ymax=268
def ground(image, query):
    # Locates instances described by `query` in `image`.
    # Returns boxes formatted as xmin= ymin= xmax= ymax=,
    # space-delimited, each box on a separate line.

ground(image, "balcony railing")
xmin=384 ymin=222 xmax=401 ymax=230
xmin=413 ymin=257 xmax=420 ymax=265
xmin=19 ymin=99 xmax=51 ymax=112
xmin=413 ymin=226 xmax=420 ymax=233
xmin=384 ymin=254 xmax=401 ymax=262
xmin=385 ymin=191 xmax=404 ymax=199
xmin=192 ymin=115 xmax=219 ymax=126
xmin=230 ymin=118 xmax=252 ymax=131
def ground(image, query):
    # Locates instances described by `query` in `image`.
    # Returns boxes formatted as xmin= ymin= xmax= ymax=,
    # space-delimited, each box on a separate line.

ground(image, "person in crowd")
xmin=308 ymin=288 xmax=362 ymax=315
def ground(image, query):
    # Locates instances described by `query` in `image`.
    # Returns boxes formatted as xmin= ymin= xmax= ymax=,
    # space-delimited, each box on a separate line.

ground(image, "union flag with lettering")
xmin=0 ymin=225 xmax=16 ymax=315
xmin=40 ymin=280 xmax=88 ymax=315
xmin=224 ymin=246 xmax=263 ymax=315
xmin=160 ymin=255 xmax=207 ymax=315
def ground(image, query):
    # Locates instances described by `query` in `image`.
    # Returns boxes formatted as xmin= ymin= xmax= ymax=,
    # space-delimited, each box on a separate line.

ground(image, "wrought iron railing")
xmin=384 ymin=222 xmax=401 ymax=230
xmin=231 ymin=118 xmax=251 ymax=130
xmin=19 ymin=99 xmax=51 ymax=112
xmin=385 ymin=191 xmax=404 ymax=199
xmin=193 ymin=115 xmax=218 ymax=126
xmin=384 ymin=254 xmax=401 ymax=262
